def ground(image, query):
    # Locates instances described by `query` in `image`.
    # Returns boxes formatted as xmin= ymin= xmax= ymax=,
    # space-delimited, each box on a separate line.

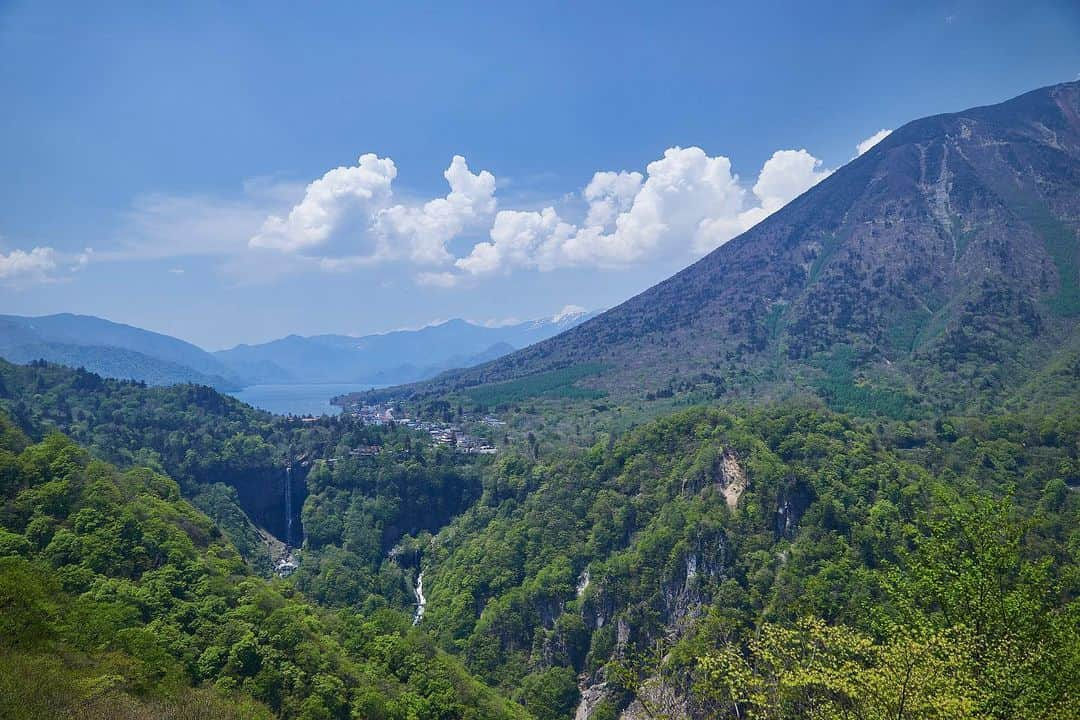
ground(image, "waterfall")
xmin=284 ymin=465 xmax=293 ymax=546
xmin=413 ymin=571 xmax=426 ymax=625
xmin=576 ymin=567 xmax=590 ymax=598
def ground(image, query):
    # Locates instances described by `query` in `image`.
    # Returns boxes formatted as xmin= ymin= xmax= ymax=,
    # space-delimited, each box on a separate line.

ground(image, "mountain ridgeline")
xmin=366 ymin=81 xmax=1080 ymax=416
xmin=0 ymin=310 xmax=598 ymax=392
xmin=212 ymin=311 xmax=598 ymax=386
xmin=0 ymin=314 xmax=244 ymax=390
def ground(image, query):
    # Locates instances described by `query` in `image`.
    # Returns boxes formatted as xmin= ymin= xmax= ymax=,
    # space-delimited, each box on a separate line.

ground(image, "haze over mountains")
xmin=367 ymin=81 xmax=1080 ymax=416
xmin=0 ymin=308 xmax=598 ymax=391
xmin=213 ymin=308 xmax=598 ymax=385
xmin=0 ymin=313 xmax=244 ymax=389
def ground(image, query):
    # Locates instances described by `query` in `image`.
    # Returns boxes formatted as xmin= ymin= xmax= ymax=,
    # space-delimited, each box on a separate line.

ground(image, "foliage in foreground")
xmin=694 ymin=493 xmax=1079 ymax=718
xmin=0 ymin=413 xmax=528 ymax=720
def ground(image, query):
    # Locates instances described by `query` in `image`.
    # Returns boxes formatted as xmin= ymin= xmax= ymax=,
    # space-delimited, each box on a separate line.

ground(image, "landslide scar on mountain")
xmin=718 ymin=448 xmax=747 ymax=509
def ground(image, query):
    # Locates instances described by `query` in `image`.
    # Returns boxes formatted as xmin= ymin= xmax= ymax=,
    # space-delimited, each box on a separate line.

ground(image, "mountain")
xmin=214 ymin=309 xmax=599 ymax=385
xmin=0 ymin=309 xmax=599 ymax=393
xmin=365 ymin=81 xmax=1080 ymax=416
xmin=0 ymin=313 xmax=243 ymax=389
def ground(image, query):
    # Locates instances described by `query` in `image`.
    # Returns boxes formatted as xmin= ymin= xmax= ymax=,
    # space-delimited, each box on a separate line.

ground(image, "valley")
xmin=3 ymin=361 xmax=1075 ymax=718
xmin=1 ymin=51 xmax=1078 ymax=720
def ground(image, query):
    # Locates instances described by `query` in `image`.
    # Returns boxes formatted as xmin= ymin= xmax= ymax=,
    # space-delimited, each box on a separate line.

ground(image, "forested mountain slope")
xmin=1 ymin=357 xmax=1077 ymax=718
xmin=409 ymin=406 xmax=1079 ymax=718
xmin=0 ymin=358 xmax=292 ymax=567
xmin=0 ymin=414 xmax=529 ymax=720
xmin=367 ymin=81 xmax=1080 ymax=416
xmin=0 ymin=358 xmax=491 ymax=584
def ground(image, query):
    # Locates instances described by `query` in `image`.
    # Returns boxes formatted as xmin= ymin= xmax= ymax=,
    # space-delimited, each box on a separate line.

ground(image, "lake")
xmin=227 ymin=383 xmax=385 ymax=417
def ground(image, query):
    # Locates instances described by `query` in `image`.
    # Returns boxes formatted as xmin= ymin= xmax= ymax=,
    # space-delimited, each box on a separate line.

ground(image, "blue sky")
xmin=1 ymin=1 xmax=1078 ymax=349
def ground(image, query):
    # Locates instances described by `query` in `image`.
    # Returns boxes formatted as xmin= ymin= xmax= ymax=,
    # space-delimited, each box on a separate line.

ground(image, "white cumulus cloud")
xmin=250 ymin=153 xmax=396 ymax=253
xmin=583 ymin=171 xmax=643 ymax=228
xmin=0 ymin=246 xmax=91 ymax=286
xmin=735 ymin=149 xmax=831 ymax=231
xmin=250 ymin=154 xmax=496 ymax=269
xmin=856 ymin=129 xmax=892 ymax=157
xmin=752 ymin=149 xmax=830 ymax=213
xmin=456 ymin=207 xmax=574 ymax=275
xmin=452 ymin=145 xmax=831 ymax=278
xmin=568 ymin=147 xmax=749 ymax=265
xmin=79 ymin=127 xmax=882 ymax=287
xmin=375 ymin=155 xmax=496 ymax=265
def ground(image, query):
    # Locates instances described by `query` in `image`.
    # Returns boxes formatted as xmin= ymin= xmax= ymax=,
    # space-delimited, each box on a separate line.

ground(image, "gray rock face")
xmin=573 ymin=681 xmax=611 ymax=720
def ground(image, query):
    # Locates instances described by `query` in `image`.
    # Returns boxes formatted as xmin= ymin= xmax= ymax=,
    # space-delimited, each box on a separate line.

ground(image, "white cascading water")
xmin=413 ymin=571 xmax=426 ymax=625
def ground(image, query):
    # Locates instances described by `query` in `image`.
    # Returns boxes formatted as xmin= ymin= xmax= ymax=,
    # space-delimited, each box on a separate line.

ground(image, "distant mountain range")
xmin=361 ymin=80 xmax=1080 ymax=416
xmin=0 ymin=309 xmax=598 ymax=391
xmin=0 ymin=314 xmax=244 ymax=389
xmin=212 ymin=309 xmax=599 ymax=385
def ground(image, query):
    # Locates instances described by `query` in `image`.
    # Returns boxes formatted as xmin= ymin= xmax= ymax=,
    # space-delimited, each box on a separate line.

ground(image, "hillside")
xmin=362 ymin=81 xmax=1080 ymax=417
xmin=0 ymin=358 xmax=502 ymax=584
xmin=0 ymin=414 xmax=529 ymax=720
xmin=412 ymin=405 xmax=1079 ymax=718
xmin=215 ymin=310 xmax=597 ymax=385
xmin=2 ymin=359 xmax=1077 ymax=719
xmin=0 ymin=314 xmax=243 ymax=390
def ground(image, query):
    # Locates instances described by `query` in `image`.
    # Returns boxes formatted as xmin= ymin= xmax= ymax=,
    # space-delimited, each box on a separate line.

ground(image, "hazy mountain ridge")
xmin=363 ymin=81 xmax=1080 ymax=415
xmin=0 ymin=310 xmax=598 ymax=393
xmin=213 ymin=310 xmax=599 ymax=385
xmin=0 ymin=314 xmax=243 ymax=390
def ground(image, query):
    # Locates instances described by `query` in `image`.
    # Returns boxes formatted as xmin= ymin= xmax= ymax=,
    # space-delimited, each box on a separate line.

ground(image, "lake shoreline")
xmin=226 ymin=382 xmax=388 ymax=417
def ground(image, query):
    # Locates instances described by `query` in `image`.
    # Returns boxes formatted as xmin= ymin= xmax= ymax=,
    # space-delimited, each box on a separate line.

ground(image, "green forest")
xmin=0 ymin=413 xmax=527 ymax=720
xmin=1 ymin=359 xmax=1077 ymax=718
